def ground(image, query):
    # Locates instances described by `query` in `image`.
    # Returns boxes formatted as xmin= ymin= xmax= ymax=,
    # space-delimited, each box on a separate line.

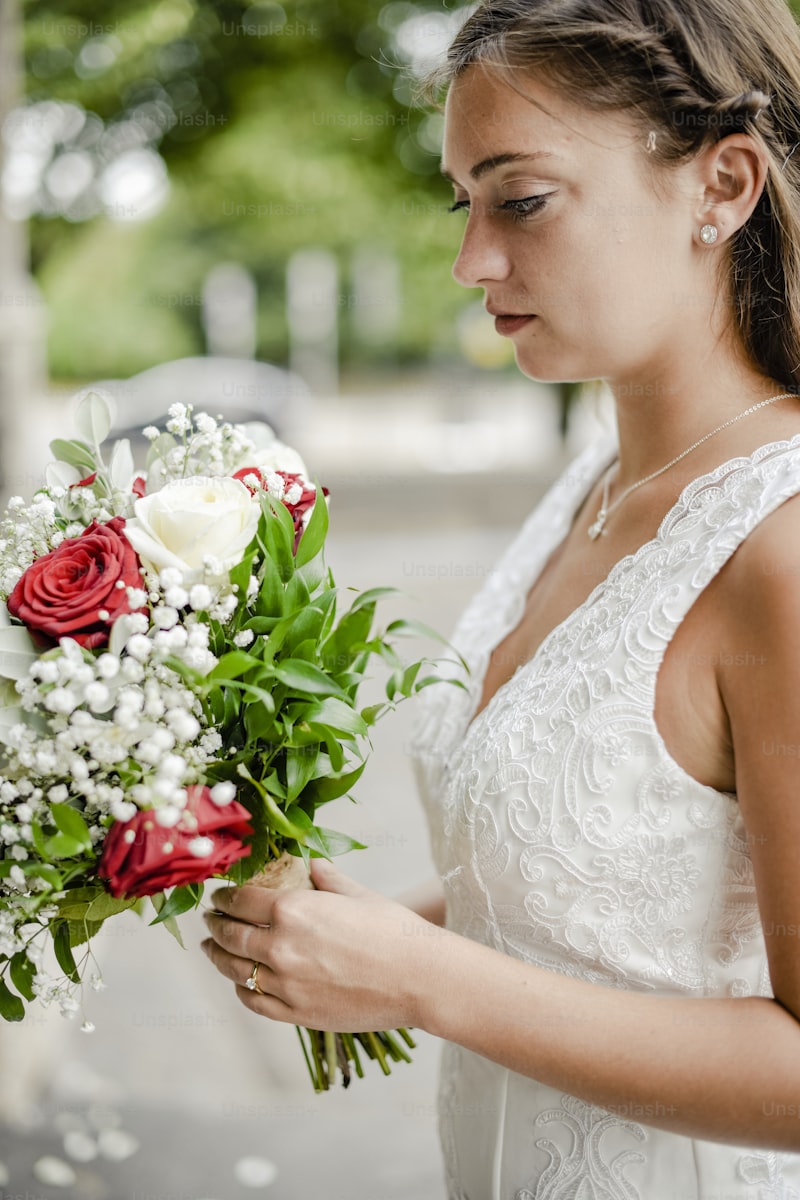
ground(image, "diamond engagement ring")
xmin=246 ymin=960 xmax=265 ymax=995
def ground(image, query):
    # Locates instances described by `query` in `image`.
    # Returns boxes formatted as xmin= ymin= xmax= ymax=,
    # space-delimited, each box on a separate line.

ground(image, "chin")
xmin=513 ymin=351 xmax=597 ymax=386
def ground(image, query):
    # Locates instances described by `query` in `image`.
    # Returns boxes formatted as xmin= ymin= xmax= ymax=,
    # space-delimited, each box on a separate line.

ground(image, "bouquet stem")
xmin=245 ymin=852 xmax=416 ymax=1090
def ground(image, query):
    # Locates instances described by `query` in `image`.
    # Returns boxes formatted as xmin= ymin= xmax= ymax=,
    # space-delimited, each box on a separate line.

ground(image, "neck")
xmin=608 ymin=346 xmax=790 ymax=489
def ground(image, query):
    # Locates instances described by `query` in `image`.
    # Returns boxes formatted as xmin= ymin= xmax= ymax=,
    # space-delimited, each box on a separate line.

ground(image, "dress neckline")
xmin=463 ymin=431 xmax=800 ymax=742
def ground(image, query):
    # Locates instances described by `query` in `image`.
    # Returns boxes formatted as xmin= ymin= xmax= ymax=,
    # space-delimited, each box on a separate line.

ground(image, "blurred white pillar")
xmin=350 ymin=246 xmax=400 ymax=345
xmin=286 ymin=248 xmax=338 ymax=396
xmin=202 ymin=261 xmax=257 ymax=358
xmin=0 ymin=0 xmax=48 ymax=497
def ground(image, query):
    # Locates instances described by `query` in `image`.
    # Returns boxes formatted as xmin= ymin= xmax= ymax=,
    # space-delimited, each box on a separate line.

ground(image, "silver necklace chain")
xmin=587 ymin=391 xmax=796 ymax=540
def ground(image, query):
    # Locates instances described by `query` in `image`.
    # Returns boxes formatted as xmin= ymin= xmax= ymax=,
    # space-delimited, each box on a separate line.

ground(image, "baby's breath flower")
xmin=96 ymin=654 xmax=120 ymax=679
xmin=125 ymin=635 xmax=152 ymax=663
xmin=110 ymin=799 xmax=136 ymax=823
xmin=153 ymin=606 xmax=179 ymax=630
xmin=210 ymin=782 xmax=236 ymax=806
xmin=188 ymin=583 xmax=213 ymax=611
xmin=165 ymin=585 xmax=189 ymax=609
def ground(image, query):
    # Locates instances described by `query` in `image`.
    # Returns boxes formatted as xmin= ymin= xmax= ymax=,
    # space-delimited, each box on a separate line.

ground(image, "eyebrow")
xmin=440 ymin=151 xmax=557 ymax=184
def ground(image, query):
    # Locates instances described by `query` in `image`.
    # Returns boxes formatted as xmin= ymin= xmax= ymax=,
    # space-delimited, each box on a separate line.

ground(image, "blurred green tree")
xmin=19 ymin=0 xmax=470 ymax=379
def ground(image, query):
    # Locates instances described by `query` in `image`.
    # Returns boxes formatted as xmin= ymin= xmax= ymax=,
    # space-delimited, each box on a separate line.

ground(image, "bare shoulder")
xmin=714 ymin=490 xmax=800 ymax=1022
xmin=717 ymin=488 xmax=800 ymax=642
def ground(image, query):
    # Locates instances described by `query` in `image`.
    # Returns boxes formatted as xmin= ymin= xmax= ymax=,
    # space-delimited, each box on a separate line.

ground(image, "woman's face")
xmin=442 ymin=66 xmax=706 ymax=386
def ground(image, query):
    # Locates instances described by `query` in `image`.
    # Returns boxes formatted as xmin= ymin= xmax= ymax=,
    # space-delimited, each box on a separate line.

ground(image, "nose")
xmin=451 ymin=209 xmax=512 ymax=289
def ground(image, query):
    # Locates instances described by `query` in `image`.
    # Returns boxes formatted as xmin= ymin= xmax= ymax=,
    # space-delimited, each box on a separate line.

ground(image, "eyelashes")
xmin=447 ymin=194 xmax=554 ymax=222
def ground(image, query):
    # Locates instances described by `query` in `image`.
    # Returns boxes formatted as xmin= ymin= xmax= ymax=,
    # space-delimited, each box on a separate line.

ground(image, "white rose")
xmin=235 ymin=424 xmax=308 ymax=477
xmin=124 ymin=476 xmax=260 ymax=582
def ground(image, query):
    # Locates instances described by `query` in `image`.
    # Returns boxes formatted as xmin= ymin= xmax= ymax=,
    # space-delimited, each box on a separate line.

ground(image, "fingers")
xmin=209 ymin=883 xmax=276 ymax=925
xmin=202 ymin=910 xmax=267 ymax=963
xmin=200 ymin=937 xmax=295 ymax=1023
xmin=200 ymin=935 xmax=262 ymax=989
xmin=309 ymin=857 xmax=368 ymax=897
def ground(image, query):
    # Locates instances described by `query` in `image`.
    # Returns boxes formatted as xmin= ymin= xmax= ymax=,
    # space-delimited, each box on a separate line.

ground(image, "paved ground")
xmin=0 ymin=375 xmax=608 ymax=1199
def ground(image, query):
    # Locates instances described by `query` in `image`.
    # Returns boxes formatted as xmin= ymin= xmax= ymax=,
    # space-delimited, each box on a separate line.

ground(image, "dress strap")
xmin=629 ymin=436 xmax=800 ymax=692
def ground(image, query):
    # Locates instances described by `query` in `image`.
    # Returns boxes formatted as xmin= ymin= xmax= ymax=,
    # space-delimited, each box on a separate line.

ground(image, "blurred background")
xmin=0 ymin=0 xmax=620 ymax=1197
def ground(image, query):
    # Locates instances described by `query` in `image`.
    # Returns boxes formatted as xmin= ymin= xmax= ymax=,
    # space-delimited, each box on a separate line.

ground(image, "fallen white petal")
xmin=33 ymin=1156 xmax=77 ymax=1187
xmin=63 ymin=1130 xmax=98 ymax=1162
xmin=234 ymin=1156 xmax=279 ymax=1187
xmin=97 ymin=1128 xmax=140 ymax=1161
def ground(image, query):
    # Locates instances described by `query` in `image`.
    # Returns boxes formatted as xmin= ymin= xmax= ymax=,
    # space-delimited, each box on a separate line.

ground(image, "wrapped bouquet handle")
xmin=244 ymin=852 xmax=415 ymax=1091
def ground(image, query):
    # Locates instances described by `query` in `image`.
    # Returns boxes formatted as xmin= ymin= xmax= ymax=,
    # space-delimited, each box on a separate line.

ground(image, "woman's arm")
xmin=392 ymin=875 xmax=446 ymax=926
xmin=202 ymin=500 xmax=800 ymax=1151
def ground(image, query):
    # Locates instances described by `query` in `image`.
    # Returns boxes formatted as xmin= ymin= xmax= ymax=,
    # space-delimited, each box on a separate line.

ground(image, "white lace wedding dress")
xmin=410 ymin=433 xmax=800 ymax=1200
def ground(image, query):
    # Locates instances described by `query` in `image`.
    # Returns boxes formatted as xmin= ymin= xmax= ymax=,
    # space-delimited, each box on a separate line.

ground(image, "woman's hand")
xmin=200 ymin=857 xmax=449 ymax=1031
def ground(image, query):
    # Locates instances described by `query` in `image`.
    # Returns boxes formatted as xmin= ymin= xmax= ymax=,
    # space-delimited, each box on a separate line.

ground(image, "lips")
xmin=492 ymin=313 xmax=536 ymax=336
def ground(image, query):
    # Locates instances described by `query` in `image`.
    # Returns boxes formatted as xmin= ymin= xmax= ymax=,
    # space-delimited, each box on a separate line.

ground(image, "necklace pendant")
xmin=588 ymin=511 xmax=607 ymax=541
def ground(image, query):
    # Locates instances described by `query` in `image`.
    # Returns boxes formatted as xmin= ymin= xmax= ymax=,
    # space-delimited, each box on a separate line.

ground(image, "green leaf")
xmin=53 ymin=921 xmax=80 ymax=982
xmin=242 ymin=616 xmax=278 ymax=635
xmin=262 ymin=771 xmax=287 ymax=801
xmin=297 ymin=554 xmax=327 ymax=594
xmin=294 ymin=487 xmax=329 ymax=567
xmin=149 ymin=893 xmax=186 ymax=948
xmin=243 ymin=699 xmax=276 ymax=742
xmin=228 ymin=551 xmax=255 ymax=603
xmin=26 ymin=863 xmax=62 ymax=890
xmin=54 ymin=887 xmax=137 ymax=922
xmin=259 ymin=493 xmax=295 ymax=582
xmin=322 ymin=606 xmax=375 ymax=674
xmin=224 ymin=684 xmax=242 ymax=728
xmin=48 ymin=437 xmax=96 ymax=472
xmin=312 ymin=825 xmax=368 ymax=856
xmin=273 ymin=659 xmax=348 ymax=699
xmin=74 ymin=389 xmax=114 ymax=446
xmin=50 ymin=803 xmax=92 ymax=851
xmin=285 ymin=745 xmax=321 ymax=802
xmin=348 ymin=587 xmax=403 ymax=612
xmin=0 ymin=978 xmax=24 ymax=1021
xmin=30 ymin=819 xmax=49 ymax=860
xmin=149 ymin=882 xmax=204 ymax=926
xmin=10 ymin=951 xmax=36 ymax=1002
xmin=208 ymin=650 xmax=262 ymax=682
xmin=306 ymin=759 xmax=367 ymax=805
xmin=317 ymin=727 xmax=345 ymax=772
xmin=303 ymin=697 xmax=368 ymax=737
xmin=284 ymin=570 xmax=311 ymax=615
xmin=66 ymin=918 xmax=105 ymax=948
xmin=44 ymin=833 xmax=86 ymax=860
xmin=256 ymin=552 xmax=285 ymax=617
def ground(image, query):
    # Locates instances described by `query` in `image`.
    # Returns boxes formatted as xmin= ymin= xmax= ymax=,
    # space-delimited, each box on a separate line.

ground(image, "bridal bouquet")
xmin=0 ymin=389 xmax=455 ymax=1090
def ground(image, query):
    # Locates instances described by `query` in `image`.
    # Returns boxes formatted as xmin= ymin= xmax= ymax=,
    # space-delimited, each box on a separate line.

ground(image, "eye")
xmin=499 ymin=194 xmax=554 ymax=221
xmin=446 ymin=194 xmax=555 ymax=221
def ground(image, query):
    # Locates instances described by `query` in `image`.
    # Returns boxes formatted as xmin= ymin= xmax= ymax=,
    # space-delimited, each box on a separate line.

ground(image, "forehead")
xmin=441 ymin=64 xmax=643 ymax=178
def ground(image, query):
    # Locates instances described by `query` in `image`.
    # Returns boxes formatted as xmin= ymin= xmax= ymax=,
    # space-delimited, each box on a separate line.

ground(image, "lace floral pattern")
xmin=411 ymin=435 xmax=800 ymax=1200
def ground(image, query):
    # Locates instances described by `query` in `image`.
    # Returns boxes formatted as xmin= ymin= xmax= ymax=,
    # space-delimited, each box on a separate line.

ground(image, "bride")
xmin=202 ymin=0 xmax=800 ymax=1193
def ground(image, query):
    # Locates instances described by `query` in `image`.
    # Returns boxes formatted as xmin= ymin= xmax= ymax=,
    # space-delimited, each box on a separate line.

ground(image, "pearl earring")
xmin=700 ymin=224 xmax=719 ymax=245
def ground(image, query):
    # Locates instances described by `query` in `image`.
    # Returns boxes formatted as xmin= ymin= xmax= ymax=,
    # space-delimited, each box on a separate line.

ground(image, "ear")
xmin=693 ymin=133 xmax=769 ymax=246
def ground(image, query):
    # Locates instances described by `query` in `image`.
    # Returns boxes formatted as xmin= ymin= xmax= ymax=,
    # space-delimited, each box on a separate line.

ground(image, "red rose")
xmin=70 ymin=471 xmax=97 ymax=489
xmin=98 ymin=785 xmax=253 ymax=899
xmin=7 ymin=516 xmax=145 ymax=649
xmin=232 ymin=468 xmax=328 ymax=550
xmin=131 ymin=476 xmax=147 ymax=499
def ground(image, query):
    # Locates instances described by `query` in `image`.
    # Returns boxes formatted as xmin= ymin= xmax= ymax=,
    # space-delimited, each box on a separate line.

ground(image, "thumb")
xmin=309 ymin=857 xmax=368 ymax=897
